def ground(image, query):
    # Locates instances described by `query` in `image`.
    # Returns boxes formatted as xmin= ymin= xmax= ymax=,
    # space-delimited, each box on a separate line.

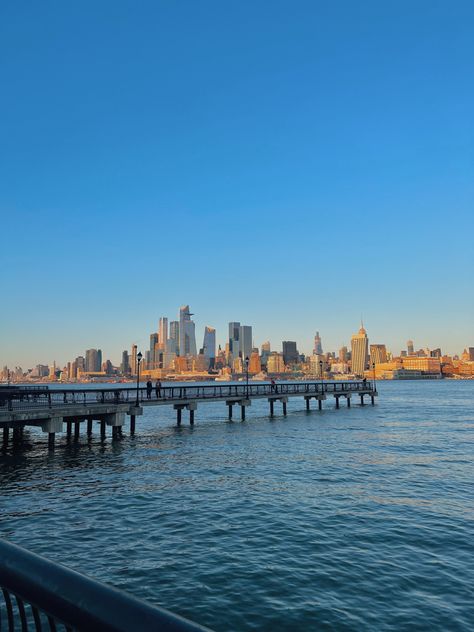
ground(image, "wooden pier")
xmin=0 ymin=381 xmax=377 ymax=449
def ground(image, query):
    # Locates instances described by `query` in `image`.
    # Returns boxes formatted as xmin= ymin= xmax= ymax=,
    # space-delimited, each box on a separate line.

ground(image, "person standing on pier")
xmin=155 ymin=380 xmax=162 ymax=398
xmin=146 ymin=380 xmax=153 ymax=399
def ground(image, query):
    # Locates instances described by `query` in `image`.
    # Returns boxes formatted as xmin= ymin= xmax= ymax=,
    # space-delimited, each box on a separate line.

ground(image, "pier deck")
xmin=0 ymin=381 xmax=377 ymax=449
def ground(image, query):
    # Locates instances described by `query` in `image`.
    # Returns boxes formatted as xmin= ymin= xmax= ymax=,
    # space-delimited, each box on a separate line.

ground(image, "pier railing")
xmin=0 ymin=539 xmax=210 ymax=631
xmin=0 ymin=381 xmax=374 ymax=412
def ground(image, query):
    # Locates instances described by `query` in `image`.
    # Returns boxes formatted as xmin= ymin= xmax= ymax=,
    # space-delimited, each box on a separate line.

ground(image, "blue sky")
xmin=1 ymin=0 xmax=473 ymax=367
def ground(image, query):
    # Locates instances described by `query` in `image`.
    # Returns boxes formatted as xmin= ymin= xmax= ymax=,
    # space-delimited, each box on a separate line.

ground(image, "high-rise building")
xmin=370 ymin=344 xmax=387 ymax=365
xmin=282 ymin=341 xmax=299 ymax=366
xmin=169 ymin=321 xmax=179 ymax=354
xmin=249 ymin=351 xmax=261 ymax=373
xmin=121 ymin=350 xmax=130 ymax=374
xmin=338 ymin=345 xmax=348 ymax=362
xmin=351 ymin=325 xmax=369 ymax=376
xmin=313 ymin=331 xmax=323 ymax=355
xmin=131 ymin=344 xmax=137 ymax=375
xmin=261 ymin=341 xmax=271 ymax=368
xmin=202 ymin=326 xmax=216 ymax=368
xmin=85 ymin=348 xmax=101 ymax=372
xmin=267 ymin=352 xmax=285 ymax=373
xmin=228 ymin=322 xmax=241 ymax=358
xmin=179 ymin=305 xmax=197 ymax=356
xmin=149 ymin=333 xmax=159 ymax=368
xmin=158 ymin=317 xmax=168 ymax=346
xmin=468 ymin=347 xmax=474 ymax=361
xmin=407 ymin=340 xmax=414 ymax=355
xmin=239 ymin=325 xmax=253 ymax=361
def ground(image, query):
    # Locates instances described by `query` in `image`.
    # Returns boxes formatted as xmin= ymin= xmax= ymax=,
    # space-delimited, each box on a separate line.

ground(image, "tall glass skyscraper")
xmin=239 ymin=325 xmax=253 ymax=360
xmin=202 ymin=326 xmax=216 ymax=368
xmin=179 ymin=305 xmax=197 ymax=356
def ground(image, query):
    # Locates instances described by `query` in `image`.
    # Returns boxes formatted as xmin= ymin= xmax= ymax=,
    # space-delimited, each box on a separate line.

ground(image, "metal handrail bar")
xmin=0 ymin=539 xmax=211 ymax=631
xmin=0 ymin=381 xmax=374 ymax=411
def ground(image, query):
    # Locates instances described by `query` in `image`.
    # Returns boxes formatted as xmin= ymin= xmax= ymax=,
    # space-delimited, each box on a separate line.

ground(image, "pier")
xmin=0 ymin=381 xmax=377 ymax=449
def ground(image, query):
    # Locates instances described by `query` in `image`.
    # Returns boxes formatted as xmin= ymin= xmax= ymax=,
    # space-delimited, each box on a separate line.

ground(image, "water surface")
xmin=1 ymin=381 xmax=473 ymax=630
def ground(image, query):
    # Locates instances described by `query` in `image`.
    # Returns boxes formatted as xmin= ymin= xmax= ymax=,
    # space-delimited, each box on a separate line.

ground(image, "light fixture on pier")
xmin=136 ymin=351 xmax=143 ymax=406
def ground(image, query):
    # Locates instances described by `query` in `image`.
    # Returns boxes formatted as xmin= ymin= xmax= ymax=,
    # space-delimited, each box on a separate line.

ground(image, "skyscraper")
xmin=202 ymin=326 xmax=216 ymax=368
xmin=130 ymin=344 xmax=137 ymax=375
xmin=370 ymin=344 xmax=387 ymax=365
xmin=158 ymin=317 xmax=168 ymax=346
xmin=313 ymin=331 xmax=323 ymax=355
xmin=239 ymin=325 xmax=253 ymax=361
xmin=169 ymin=321 xmax=179 ymax=354
xmin=85 ymin=348 xmax=101 ymax=372
xmin=228 ymin=322 xmax=240 ymax=358
xmin=351 ymin=325 xmax=369 ymax=376
xmin=407 ymin=340 xmax=414 ymax=355
xmin=179 ymin=305 xmax=197 ymax=356
xmin=282 ymin=341 xmax=299 ymax=366
xmin=121 ymin=350 xmax=130 ymax=374
xmin=149 ymin=333 xmax=158 ymax=368
xmin=338 ymin=345 xmax=348 ymax=362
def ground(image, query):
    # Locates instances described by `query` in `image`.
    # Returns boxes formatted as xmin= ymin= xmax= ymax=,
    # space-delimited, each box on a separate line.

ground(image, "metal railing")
xmin=0 ymin=381 xmax=374 ymax=412
xmin=0 ymin=539 xmax=211 ymax=631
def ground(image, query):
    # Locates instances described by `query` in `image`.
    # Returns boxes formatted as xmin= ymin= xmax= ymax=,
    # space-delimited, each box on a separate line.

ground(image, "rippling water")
xmin=1 ymin=381 xmax=473 ymax=630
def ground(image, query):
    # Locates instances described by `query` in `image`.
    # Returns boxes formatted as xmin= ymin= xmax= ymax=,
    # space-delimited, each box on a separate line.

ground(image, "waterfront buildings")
xmin=370 ymin=344 xmax=388 ymax=365
xmin=351 ymin=326 xmax=369 ymax=376
xmin=313 ymin=332 xmax=323 ymax=355
xmin=179 ymin=306 xmax=197 ymax=357
xmin=282 ymin=341 xmax=299 ymax=366
xmin=202 ymin=326 xmax=216 ymax=368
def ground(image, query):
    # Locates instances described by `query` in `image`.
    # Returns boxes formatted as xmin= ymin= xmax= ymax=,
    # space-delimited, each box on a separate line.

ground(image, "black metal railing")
xmin=0 ymin=539 xmax=211 ymax=631
xmin=0 ymin=381 xmax=374 ymax=412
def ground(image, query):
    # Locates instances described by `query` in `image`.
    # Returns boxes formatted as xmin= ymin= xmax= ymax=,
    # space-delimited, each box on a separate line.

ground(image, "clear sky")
xmin=1 ymin=0 xmax=473 ymax=367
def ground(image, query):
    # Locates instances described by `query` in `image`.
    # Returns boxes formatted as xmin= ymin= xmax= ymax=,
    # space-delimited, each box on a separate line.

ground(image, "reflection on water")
xmin=1 ymin=381 xmax=473 ymax=631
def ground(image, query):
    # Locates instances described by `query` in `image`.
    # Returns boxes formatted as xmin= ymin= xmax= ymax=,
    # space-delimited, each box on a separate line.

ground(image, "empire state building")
xmin=351 ymin=324 xmax=369 ymax=376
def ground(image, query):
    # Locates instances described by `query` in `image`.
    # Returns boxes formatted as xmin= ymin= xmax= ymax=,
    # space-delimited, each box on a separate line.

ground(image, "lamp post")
xmin=319 ymin=359 xmax=323 ymax=394
xmin=372 ymin=361 xmax=376 ymax=392
xmin=245 ymin=356 xmax=249 ymax=399
xmin=136 ymin=351 xmax=143 ymax=406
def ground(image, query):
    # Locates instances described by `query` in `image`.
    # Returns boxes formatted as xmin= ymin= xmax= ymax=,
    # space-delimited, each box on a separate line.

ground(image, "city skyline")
xmin=2 ymin=302 xmax=471 ymax=369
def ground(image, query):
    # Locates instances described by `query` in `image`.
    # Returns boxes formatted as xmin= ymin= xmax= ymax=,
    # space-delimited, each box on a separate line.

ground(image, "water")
xmin=1 ymin=381 xmax=473 ymax=630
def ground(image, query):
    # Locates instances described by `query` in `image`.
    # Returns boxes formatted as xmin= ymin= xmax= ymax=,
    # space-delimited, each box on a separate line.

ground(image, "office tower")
xmin=313 ymin=331 xmax=323 ymax=355
xmin=169 ymin=321 xmax=179 ymax=354
xmin=469 ymin=347 xmax=474 ymax=361
xmin=75 ymin=356 xmax=85 ymax=374
xmin=338 ymin=345 xmax=348 ymax=362
xmin=249 ymin=351 xmax=261 ymax=373
xmin=121 ymin=350 xmax=130 ymax=374
xmin=239 ymin=325 xmax=253 ymax=360
xmin=370 ymin=344 xmax=387 ymax=365
xmin=158 ymin=317 xmax=168 ymax=346
xmin=149 ymin=333 xmax=158 ymax=368
xmin=228 ymin=322 xmax=241 ymax=358
xmin=282 ymin=341 xmax=299 ymax=366
xmin=407 ymin=340 xmax=414 ymax=355
xmin=131 ymin=344 xmax=137 ymax=375
xmin=261 ymin=341 xmax=271 ymax=367
xmin=202 ymin=326 xmax=216 ymax=368
xmin=85 ymin=348 xmax=101 ymax=372
xmin=179 ymin=305 xmax=197 ymax=356
xmin=351 ymin=324 xmax=369 ymax=376
xmin=267 ymin=352 xmax=285 ymax=373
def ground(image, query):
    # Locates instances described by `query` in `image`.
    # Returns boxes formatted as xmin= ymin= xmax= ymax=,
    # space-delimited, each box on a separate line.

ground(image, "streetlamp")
xmin=245 ymin=356 xmax=249 ymax=399
xmin=319 ymin=359 xmax=323 ymax=394
xmin=372 ymin=361 xmax=376 ymax=392
xmin=136 ymin=351 xmax=143 ymax=406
